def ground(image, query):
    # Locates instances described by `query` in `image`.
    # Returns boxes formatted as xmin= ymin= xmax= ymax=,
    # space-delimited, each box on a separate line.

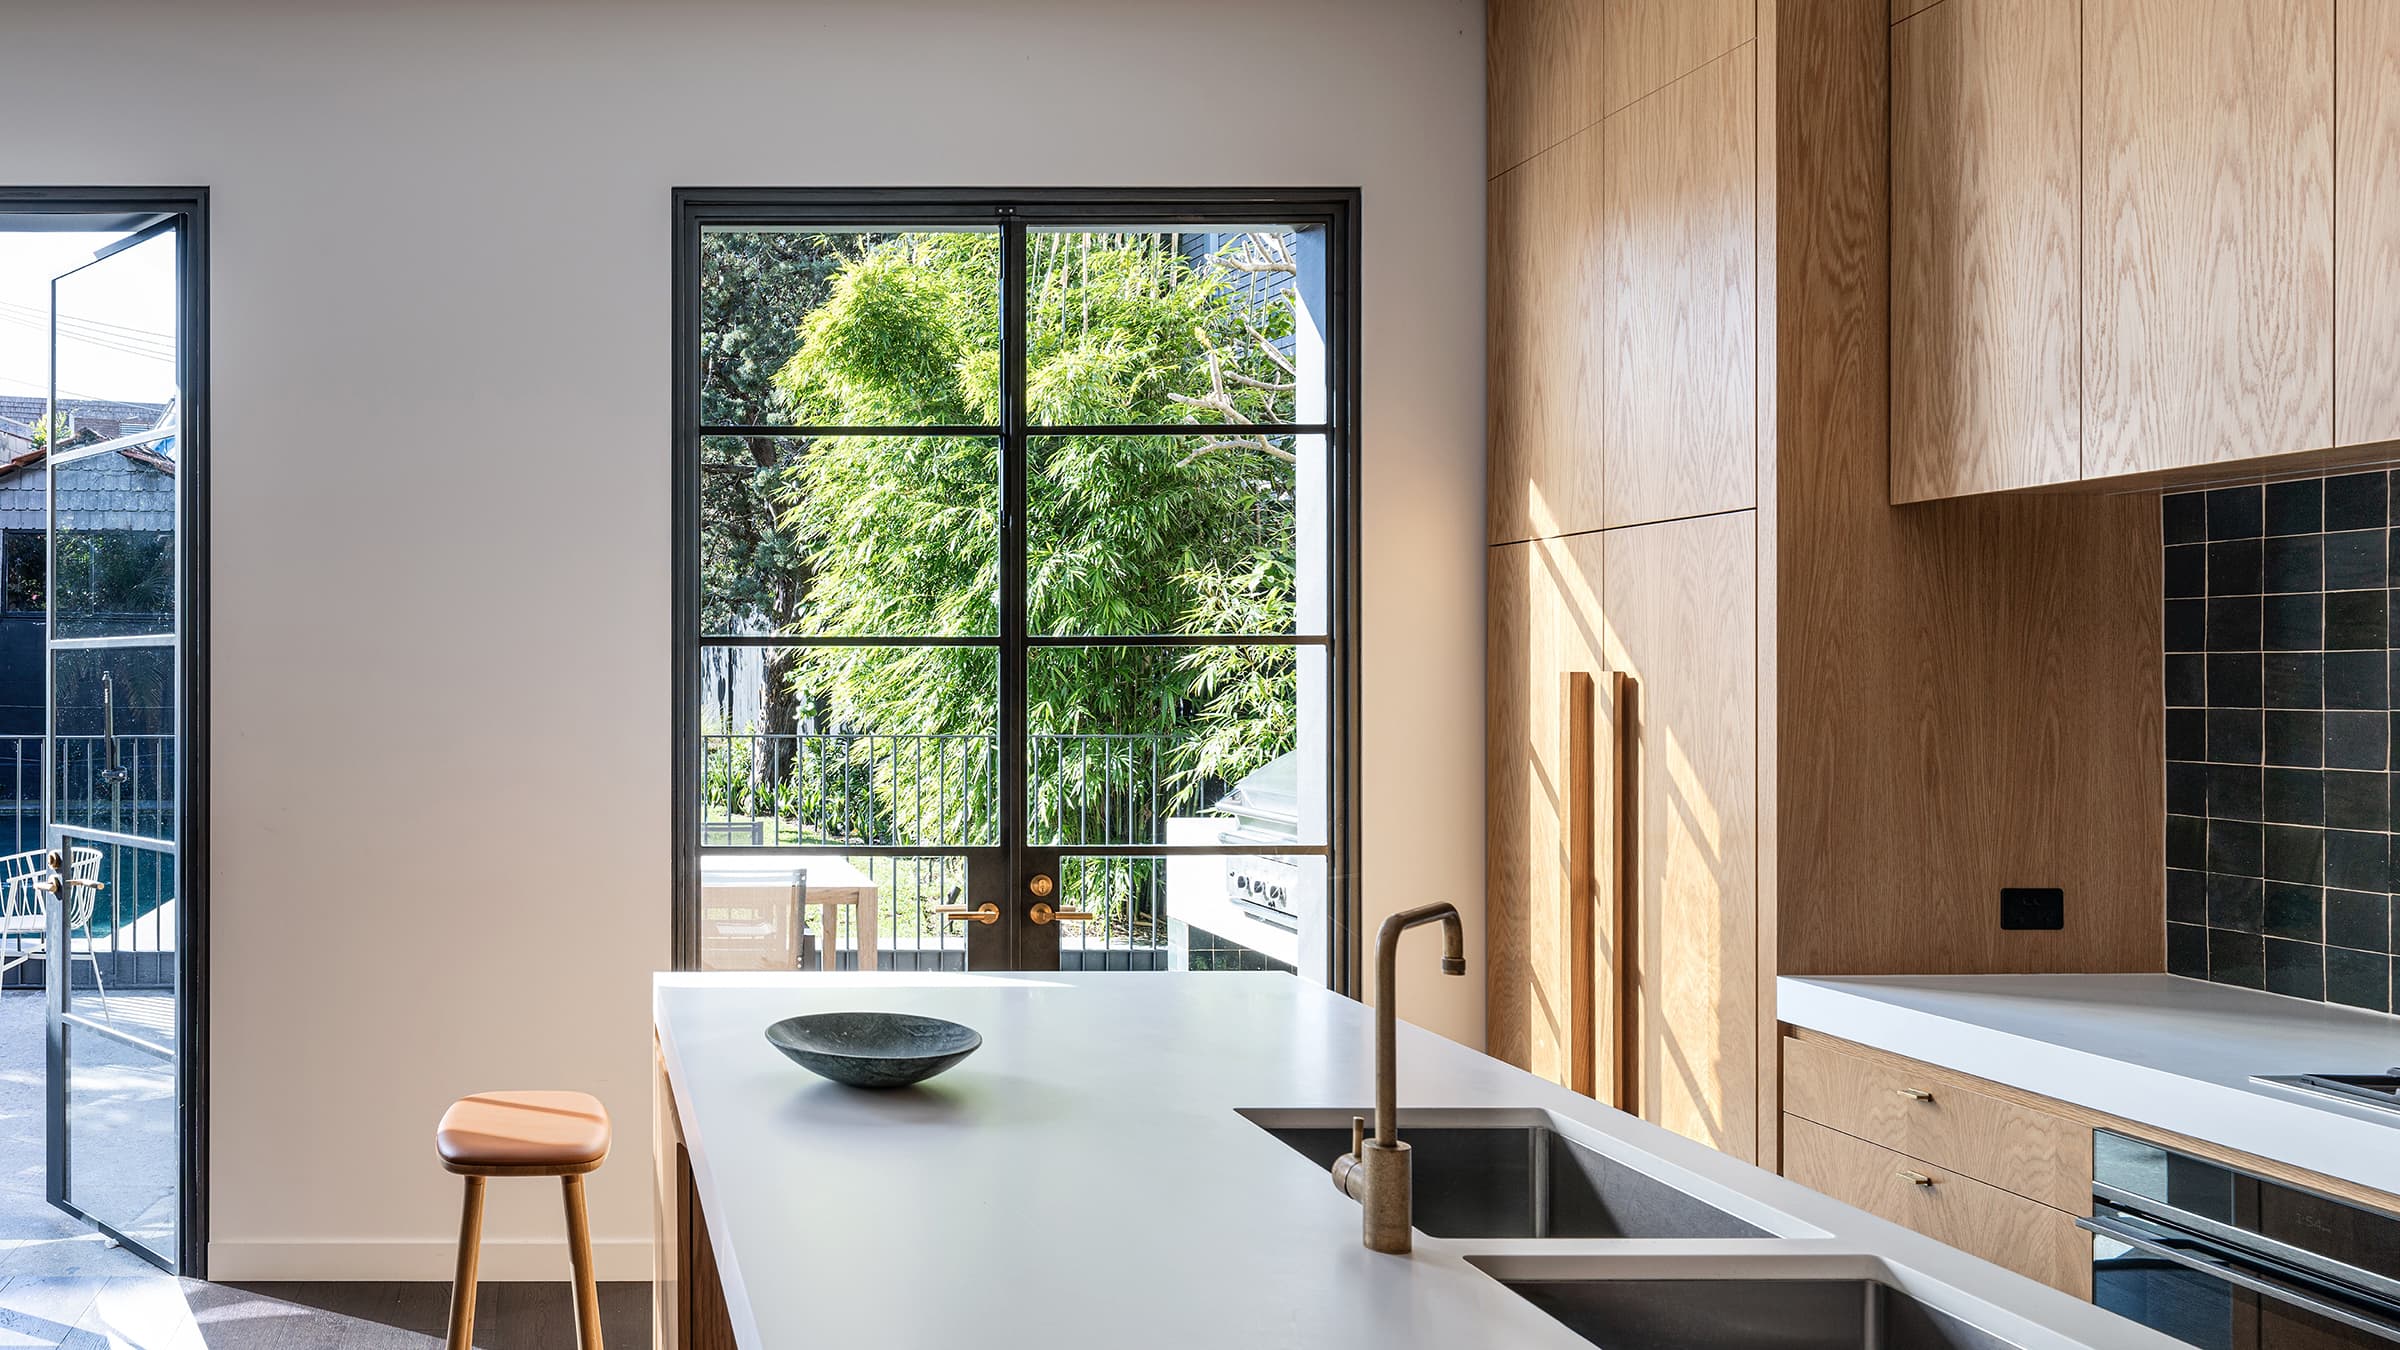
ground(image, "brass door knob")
xmin=1028 ymin=902 xmax=1096 ymax=926
xmin=933 ymin=902 xmax=1000 ymax=927
xmin=1028 ymin=873 xmax=1056 ymax=898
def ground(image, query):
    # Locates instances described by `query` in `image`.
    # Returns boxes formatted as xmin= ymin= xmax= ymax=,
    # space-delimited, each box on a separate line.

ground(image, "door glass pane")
xmin=701 ymin=435 xmax=998 ymax=637
xmin=1026 ymin=644 xmax=1324 ymax=847
xmin=54 ymin=834 xmax=178 ymax=1265
xmin=1052 ymin=853 xmax=1319 ymax=974
xmin=48 ymin=442 xmax=176 ymax=641
xmin=1027 ymin=434 xmax=1318 ymax=637
xmin=1023 ymin=227 xmax=1325 ymax=427
xmin=701 ymin=227 xmax=1000 ymax=428
xmin=51 ymin=646 xmax=176 ymax=843
xmin=700 ymin=644 xmax=997 ymax=849
xmin=50 ymin=229 xmax=178 ymax=417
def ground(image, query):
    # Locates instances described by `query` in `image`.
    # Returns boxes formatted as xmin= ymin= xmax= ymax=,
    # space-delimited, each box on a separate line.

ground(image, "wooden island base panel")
xmin=1778 ymin=1026 xmax=2400 ymax=1300
xmin=654 ymin=1041 xmax=736 ymax=1350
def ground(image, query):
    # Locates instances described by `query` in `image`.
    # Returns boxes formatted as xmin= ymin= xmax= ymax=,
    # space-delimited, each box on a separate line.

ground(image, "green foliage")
xmin=765 ymin=231 xmax=1304 ymax=843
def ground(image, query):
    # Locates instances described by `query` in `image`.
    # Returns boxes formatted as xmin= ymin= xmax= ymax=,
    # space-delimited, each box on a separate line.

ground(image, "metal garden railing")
xmin=0 ymin=734 xmax=178 ymax=990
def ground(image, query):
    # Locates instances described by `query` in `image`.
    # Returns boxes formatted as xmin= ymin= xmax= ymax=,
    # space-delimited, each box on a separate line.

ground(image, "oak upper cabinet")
xmin=1486 ymin=533 xmax=1610 ymax=1089
xmin=1603 ymin=45 xmax=1757 ymax=528
xmin=2337 ymin=0 xmax=2400 ymax=446
xmin=1489 ymin=0 xmax=1608 ymax=176
xmin=2081 ymin=0 xmax=2333 ymax=479
xmin=1889 ymin=0 xmax=2081 ymax=501
xmin=1490 ymin=125 xmax=1608 ymax=544
xmin=1601 ymin=0 xmax=1753 ymax=114
xmin=1603 ymin=511 xmax=1758 ymax=1160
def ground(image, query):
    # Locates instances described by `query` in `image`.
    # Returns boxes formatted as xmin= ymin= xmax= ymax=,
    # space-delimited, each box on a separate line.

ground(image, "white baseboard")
xmin=206 ymin=1237 xmax=653 ymax=1283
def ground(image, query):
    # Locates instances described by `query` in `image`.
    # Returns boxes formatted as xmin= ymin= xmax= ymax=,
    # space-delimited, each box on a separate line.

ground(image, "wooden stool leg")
xmin=445 ymin=1175 xmax=486 ymax=1350
xmin=563 ymin=1173 xmax=605 ymax=1350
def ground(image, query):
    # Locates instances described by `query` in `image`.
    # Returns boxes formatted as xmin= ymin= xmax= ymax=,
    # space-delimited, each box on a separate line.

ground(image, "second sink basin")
xmin=1248 ymin=1112 xmax=1767 ymax=1240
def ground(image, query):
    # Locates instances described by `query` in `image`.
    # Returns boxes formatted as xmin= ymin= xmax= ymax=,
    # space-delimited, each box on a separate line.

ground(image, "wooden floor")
xmin=0 ymin=1278 xmax=650 ymax=1349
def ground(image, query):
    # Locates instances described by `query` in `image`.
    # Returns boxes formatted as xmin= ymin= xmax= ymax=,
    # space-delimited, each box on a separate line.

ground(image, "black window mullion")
xmin=998 ymin=210 xmax=1030 ymax=912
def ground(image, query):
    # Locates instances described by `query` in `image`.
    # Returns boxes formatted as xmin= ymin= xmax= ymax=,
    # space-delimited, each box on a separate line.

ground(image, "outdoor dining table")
xmin=697 ymin=854 xmax=881 ymax=972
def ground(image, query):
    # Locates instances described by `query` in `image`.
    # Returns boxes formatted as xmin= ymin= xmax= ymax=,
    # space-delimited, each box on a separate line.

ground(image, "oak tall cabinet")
xmin=1487 ymin=0 xmax=2168 ymax=1173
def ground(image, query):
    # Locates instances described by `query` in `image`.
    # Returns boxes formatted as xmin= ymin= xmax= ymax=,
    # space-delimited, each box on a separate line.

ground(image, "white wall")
xmin=2 ymin=0 xmax=1485 ymax=1280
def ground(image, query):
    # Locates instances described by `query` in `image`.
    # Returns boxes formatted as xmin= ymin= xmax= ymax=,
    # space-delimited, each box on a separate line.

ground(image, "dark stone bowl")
xmin=764 ymin=1012 xmax=982 ymax=1088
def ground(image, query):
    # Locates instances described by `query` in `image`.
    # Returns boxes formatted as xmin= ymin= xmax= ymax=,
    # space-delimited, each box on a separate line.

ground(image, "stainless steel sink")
xmin=1499 ymin=1278 xmax=2019 ymax=1349
xmin=1248 ymin=1114 xmax=1766 ymax=1240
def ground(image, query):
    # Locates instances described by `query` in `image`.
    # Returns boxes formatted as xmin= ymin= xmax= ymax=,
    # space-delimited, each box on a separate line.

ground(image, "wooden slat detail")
xmin=1782 ymin=1115 xmax=2093 ymax=1298
xmin=1789 ymin=1027 xmax=2400 ymax=1217
xmin=1890 ymin=0 xmax=2081 ymax=501
xmin=1490 ymin=127 xmax=1609 ymax=544
xmin=2337 ymin=0 xmax=2400 ymax=445
xmin=1601 ymin=0 xmax=1753 ymax=114
xmin=1603 ymin=44 xmax=1757 ymax=529
xmin=1564 ymin=670 xmax=1598 ymax=1096
xmin=2082 ymin=0 xmax=2334 ymax=478
xmin=1604 ymin=511 xmax=1758 ymax=1162
xmin=1782 ymin=1033 xmax=2090 ymax=1213
xmin=1490 ymin=0 xmax=1611 ymax=176
xmin=1486 ymin=534 xmax=1608 ymax=1084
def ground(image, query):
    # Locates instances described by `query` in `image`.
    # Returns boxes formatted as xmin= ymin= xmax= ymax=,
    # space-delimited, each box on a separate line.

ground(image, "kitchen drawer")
xmin=1781 ymin=1033 xmax=2090 ymax=1213
xmin=1782 ymin=1115 xmax=2092 ymax=1298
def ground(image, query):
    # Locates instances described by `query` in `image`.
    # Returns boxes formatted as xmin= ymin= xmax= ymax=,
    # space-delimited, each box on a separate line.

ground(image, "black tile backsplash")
xmin=2166 ymin=473 xmax=2398 ymax=1012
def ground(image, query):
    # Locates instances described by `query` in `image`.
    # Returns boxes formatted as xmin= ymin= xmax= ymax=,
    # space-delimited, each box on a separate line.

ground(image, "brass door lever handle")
xmin=933 ymin=902 xmax=1000 ymax=926
xmin=1028 ymin=902 xmax=1095 ymax=926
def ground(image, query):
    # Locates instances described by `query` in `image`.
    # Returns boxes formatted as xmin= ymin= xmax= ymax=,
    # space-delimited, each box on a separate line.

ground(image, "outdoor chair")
xmin=0 ymin=846 xmax=110 ymax=1019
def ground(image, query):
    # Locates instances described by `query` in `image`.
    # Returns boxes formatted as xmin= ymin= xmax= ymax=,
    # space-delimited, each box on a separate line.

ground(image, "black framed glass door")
xmin=675 ymin=192 xmax=1356 ymax=984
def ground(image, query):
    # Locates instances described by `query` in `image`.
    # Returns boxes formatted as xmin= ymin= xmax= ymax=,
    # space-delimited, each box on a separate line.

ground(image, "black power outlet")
xmin=2000 ymin=887 xmax=2065 ymax=930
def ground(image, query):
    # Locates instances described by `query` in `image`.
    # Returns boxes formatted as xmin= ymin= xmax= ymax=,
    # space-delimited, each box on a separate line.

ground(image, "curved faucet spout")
xmin=1372 ymin=902 xmax=1465 ymax=1148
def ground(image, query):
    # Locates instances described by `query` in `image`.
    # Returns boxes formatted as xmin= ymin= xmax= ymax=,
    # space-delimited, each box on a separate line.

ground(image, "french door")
xmin=37 ymin=208 xmax=197 ymax=1272
xmin=676 ymin=191 xmax=1357 ymax=984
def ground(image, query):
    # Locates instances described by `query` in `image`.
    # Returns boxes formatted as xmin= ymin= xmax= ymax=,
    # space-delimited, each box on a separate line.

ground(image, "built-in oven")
xmin=2087 ymin=1130 xmax=2400 ymax=1347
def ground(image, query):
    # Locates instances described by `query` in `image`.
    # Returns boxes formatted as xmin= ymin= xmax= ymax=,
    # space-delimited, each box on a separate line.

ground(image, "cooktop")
xmin=2256 ymin=1071 xmax=2400 ymax=1114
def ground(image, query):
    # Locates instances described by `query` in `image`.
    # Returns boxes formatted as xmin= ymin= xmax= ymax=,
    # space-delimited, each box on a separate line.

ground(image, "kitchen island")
xmin=653 ymin=972 xmax=2176 ymax=1349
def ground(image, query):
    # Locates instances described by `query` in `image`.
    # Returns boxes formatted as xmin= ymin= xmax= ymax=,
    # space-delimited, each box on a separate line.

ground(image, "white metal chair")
xmin=0 ymin=846 xmax=109 ymax=1019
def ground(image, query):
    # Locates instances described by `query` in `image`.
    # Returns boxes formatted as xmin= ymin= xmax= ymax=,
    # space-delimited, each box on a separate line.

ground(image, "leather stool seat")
xmin=436 ymin=1090 xmax=610 ymax=1175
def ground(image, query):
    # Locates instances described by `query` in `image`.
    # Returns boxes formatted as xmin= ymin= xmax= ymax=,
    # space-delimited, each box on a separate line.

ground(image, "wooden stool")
xmin=436 ymin=1090 xmax=612 ymax=1350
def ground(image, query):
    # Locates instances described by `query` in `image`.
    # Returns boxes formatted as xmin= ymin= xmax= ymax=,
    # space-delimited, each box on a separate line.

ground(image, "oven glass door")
xmin=2092 ymin=1211 xmax=2400 ymax=1348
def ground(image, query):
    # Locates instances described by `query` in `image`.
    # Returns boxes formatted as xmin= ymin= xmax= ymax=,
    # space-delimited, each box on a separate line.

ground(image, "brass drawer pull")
xmin=1893 ymin=1087 xmax=1934 ymax=1102
xmin=1896 ymin=1169 xmax=1935 ymax=1186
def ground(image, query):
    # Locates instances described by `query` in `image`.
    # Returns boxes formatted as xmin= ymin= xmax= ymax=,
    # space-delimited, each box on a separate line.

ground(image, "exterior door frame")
xmin=0 ymin=185 xmax=209 ymax=1277
xmin=670 ymin=188 xmax=1363 ymax=991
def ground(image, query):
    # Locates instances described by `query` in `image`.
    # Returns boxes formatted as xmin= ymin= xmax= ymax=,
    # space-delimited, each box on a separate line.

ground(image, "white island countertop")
xmin=655 ymin=972 xmax=2181 ymax=1349
xmin=1780 ymin=973 xmax=2400 ymax=1201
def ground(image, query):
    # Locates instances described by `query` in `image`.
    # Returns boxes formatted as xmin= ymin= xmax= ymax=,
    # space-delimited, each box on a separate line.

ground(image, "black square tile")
xmin=2167 ymin=653 xmax=2207 ymax=706
xmin=2264 ymin=881 xmax=2324 ymax=941
xmin=2167 ymin=922 xmax=2210 ymax=978
xmin=2390 ymin=529 xmax=2400 ymax=586
xmin=2206 ymin=763 xmax=2263 ymax=820
xmin=2260 ymin=823 xmax=2320 ymax=883
xmin=2165 ymin=543 xmax=2207 ymax=597
xmin=2208 ymin=485 xmax=2264 ymax=540
xmin=2209 ymin=819 xmax=2265 ymax=876
xmin=2264 ymin=767 xmax=2325 ymax=823
xmin=2265 ymin=937 xmax=2326 ymax=1000
xmin=2209 ymin=928 xmax=2266 ymax=989
xmin=2269 ymin=711 xmax=2329 ymax=767
xmin=2327 ymin=945 xmax=2390 ymax=1011
xmin=2168 ymin=813 xmax=2207 ymax=869
xmin=2165 ymin=492 xmax=2208 ymax=544
xmin=2208 ymin=653 xmax=2264 ymax=708
xmin=2327 ymin=590 xmax=2386 ymax=649
xmin=2210 ymin=708 xmax=2265 ymax=763
xmin=2326 ymin=470 xmax=2387 ymax=531
xmin=2210 ymin=537 xmax=2267 ymax=594
xmin=2329 ymin=886 xmax=2392 ymax=950
xmin=2327 ymin=830 xmax=2390 ymax=892
xmin=2167 ymin=598 xmax=2207 ymax=653
xmin=2325 ymin=530 xmax=2387 ymax=590
xmin=2168 ymin=708 xmax=2208 ymax=760
xmin=2328 ymin=710 xmax=2389 ymax=770
xmin=2265 ymin=534 xmax=2323 ymax=593
xmin=2265 ymin=652 xmax=2322 ymax=709
xmin=2325 ymin=650 xmax=2388 ymax=709
xmin=2206 ymin=871 xmax=2265 ymax=930
xmin=2263 ymin=593 xmax=2320 ymax=650
xmin=2167 ymin=868 xmax=2209 ymax=924
xmin=2268 ymin=479 xmax=2323 ymax=535
xmin=2168 ymin=760 xmax=2209 ymax=815
xmin=2325 ymin=770 xmax=2389 ymax=831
